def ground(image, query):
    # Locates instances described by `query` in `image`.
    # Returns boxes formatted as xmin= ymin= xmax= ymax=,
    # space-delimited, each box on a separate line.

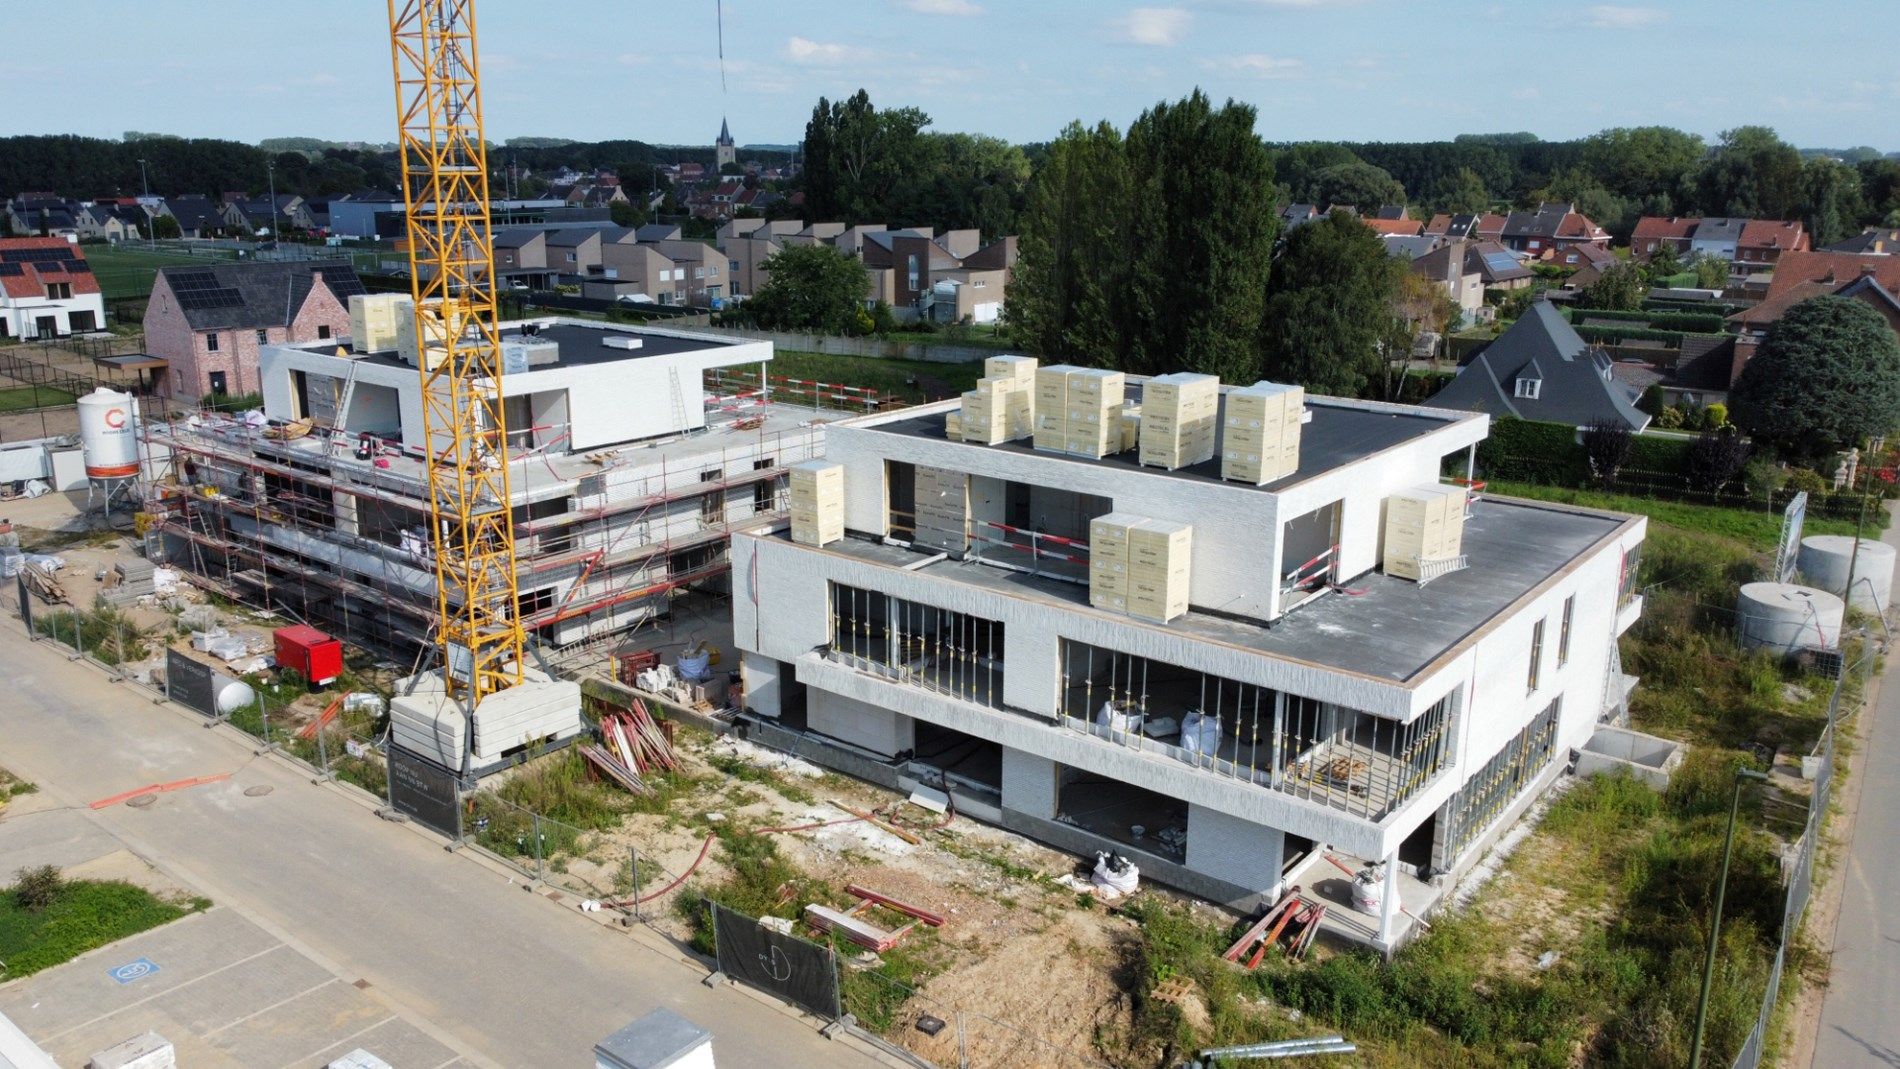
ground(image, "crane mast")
xmin=386 ymin=0 xmax=524 ymax=714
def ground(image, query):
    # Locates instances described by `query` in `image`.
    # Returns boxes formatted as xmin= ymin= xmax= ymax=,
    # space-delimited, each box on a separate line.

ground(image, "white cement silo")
xmin=76 ymin=387 xmax=138 ymax=478
xmin=1736 ymin=582 xmax=1844 ymax=653
xmin=1798 ymin=534 xmax=1895 ymax=615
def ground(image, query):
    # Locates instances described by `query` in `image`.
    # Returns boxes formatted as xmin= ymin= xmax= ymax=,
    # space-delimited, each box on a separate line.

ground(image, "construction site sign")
xmin=165 ymin=649 xmax=218 ymax=719
xmin=712 ymin=901 xmax=841 ymax=1020
xmin=1775 ymin=492 xmax=1808 ymax=583
xmin=387 ymin=746 xmax=461 ymax=840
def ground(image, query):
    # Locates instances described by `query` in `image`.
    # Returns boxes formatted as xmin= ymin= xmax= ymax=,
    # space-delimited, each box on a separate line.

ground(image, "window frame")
xmin=1558 ymin=594 xmax=1575 ymax=667
xmin=1527 ymin=617 xmax=1546 ymax=693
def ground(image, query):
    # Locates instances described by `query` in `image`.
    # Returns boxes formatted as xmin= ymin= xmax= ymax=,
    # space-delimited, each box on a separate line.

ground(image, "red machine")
xmin=274 ymin=625 xmax=343 ymax=687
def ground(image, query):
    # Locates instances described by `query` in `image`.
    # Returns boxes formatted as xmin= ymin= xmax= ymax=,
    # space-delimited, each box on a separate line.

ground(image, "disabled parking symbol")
xmin=108 ymin=958 xmax=160 ymax=985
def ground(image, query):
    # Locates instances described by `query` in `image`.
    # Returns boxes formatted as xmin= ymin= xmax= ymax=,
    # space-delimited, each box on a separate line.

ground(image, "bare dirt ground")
xmin=535 ymin=732 xmax=1140 ymax=1068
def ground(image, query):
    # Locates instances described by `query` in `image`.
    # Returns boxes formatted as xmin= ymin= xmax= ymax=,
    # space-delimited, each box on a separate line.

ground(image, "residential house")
xmin=1630 ymin=217 xmax=1698 ymax=260
xmin=75 ymin=202 xmax=146 ymax=243
xmin=1687 ymin=217 xmax=1746 ymax=261
xmin=1499 ymin=203 xmax=1609 ymax=256
xmin=1466 ymin=241 xmax=1535 ymax=290
xmin=1727 ymin=251 xmax=1900 ymax=386
xmin=1823 ymin=227 xmax=1900 ymax=255
xmin=545 ymin=229 xmax=606 ymax=275
xmin=1363 ymin=217 xmax=1425 ymax=238
xmin=1410 ymin=240 xmax=1486 ymax=327
xmin=0 ymin=238 xmax=106 ymax=340
xmin=4 ymin=195 xmax=79 ymax=240
xmin=1280 ymin=204 xmax=1321 ymax=231
xmin=1736 ymin=220 xmax=1809 ymax=267
xmin=1554 ymin=243 xmax=1619 ymax=288
xmin=325 ymin=191 xmax=405 ymax=239
xmin=161 ymin=195 xmax=225 ymax=239
xmin=226 ymin=194 xmax=312 ymax=235
xmin=1424 ymin=213 xmax=1509 ymax=242
xmin=596 ymin=242 xmax=685 ymax=304
xmin=1430 ymin=300 xmax=1650 ymax=431
xmin=1373 ymin=205 xmax=1410 ymax=221
xmin=635 ymin=224 xmax=683 ymax=242
xmin=1383 ymin=234 xmax=1443 ymax=261
xmin=493 ymin=229 xmax=551 ymax=287
xmin=143 ymin=261 xmax=363 ymax=400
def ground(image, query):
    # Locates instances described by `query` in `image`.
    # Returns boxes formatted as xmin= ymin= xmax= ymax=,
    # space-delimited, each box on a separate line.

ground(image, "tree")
xmin=1643 ymin=241 xmax=1682 ymax=280
xmin=608 ymin=200 xmax=640 ymax=227
xmin=1122 ymin=91 xmax=1280 ymax=381
xmin=1688 ymin=427 xmax=1753 ymax=493
xmin=800 ymin=90 xmax=932 ymax=222
xmin=1576 ymin=260 xmax=1645 ymax=311
xmin=1730 ymin=295 xmax=1900 ymax=457
xmin=1800 ymin=157 xmax=1868 ymax=248
xmin=1261 ymin=212 xmax=1403 ymax=396
xmin=1637 ymin=383 xmax=1665 ymax=417
xmin=151 ymin=214 xmax=181 ymax=240
xmin=1306 ymin=160 xmax=1405 ymax=210
xmin=1579 ymin=126 xmax=1705 ymax=201
xmin=1692 ymin=255 xmax=1729 ymax=290
xmin=1432 ymin=167 xmax=1491 ymax=215
xmin=1694 ymin=126 xmax=1804 ymax=219
xmin=1583 ymin=420 xmax=1634 ymax=484
xmin=1008 ymin=121 xmax=1128 ymax=364
xmin=742 ymin=245 xmax=871 ymax=335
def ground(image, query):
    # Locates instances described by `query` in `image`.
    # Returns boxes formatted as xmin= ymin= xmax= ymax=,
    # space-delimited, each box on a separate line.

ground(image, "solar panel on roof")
xmin=0 ymin=263 xmax=20 ymax=276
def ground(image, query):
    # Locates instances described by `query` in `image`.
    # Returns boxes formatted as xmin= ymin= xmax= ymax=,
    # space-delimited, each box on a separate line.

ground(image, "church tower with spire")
xmin=715 ymin=117 xmax=736 ymax=171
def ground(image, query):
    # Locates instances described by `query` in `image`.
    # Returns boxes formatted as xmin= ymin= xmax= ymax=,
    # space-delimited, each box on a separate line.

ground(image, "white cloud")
xmin=1584 ymin=5 xmax=1663 ymax=29
xmin=1203 ymin=54 xmax=1304 ymax=79
xmin=784 ymin=36 xmax=871 ymax=65
xmin=1512 ymin=87 xmax=1541 ymax=101
xmin=901 ymin=0 xmax=983 ymax=14
xmin=1117 ymin=7 xmax=1191 ymax=46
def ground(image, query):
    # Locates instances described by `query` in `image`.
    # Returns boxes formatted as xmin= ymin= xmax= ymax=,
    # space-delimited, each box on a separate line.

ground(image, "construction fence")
xmin=1729 ymin=634 xmax=1878 ymax=1069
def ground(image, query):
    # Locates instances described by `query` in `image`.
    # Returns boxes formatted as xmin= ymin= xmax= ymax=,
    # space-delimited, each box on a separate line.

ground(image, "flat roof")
xmin=800 ymin=494 xmax=1628 ymax=684
xmin=871 ymin=390 xmax=1469 ymax=493
xmin=344 ymin=323 xmax=734 ymax=372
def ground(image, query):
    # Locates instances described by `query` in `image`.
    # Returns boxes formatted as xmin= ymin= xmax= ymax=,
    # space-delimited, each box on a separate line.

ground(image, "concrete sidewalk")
xmin=0 ymin=620 xmax=889 ymax=1069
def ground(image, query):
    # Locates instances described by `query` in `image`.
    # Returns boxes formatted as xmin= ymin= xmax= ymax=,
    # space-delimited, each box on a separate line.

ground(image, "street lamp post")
xmin=137 ymin=158 xmax=152 ymax=246
xmin=265 ymin=159 xmax=278 ymax=244
xmin=1689 ymin=764 xmax=1770 ymax=1068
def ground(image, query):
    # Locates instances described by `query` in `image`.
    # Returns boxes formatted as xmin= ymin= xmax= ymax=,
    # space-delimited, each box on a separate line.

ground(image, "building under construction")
xmin=143 ymin=311 xmax=868 ymax=663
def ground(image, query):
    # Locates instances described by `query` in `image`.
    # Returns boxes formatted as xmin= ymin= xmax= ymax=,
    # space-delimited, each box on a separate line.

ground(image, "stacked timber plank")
xmin=959 ymin=356 xmax=1036 ymax=444
xmin=913 ymin=465 xmax=971 ymax=555
xmin=1090 ymin=513 xmax=1193 ymax=623
xmin=1032 ymin=366 xmax=1126 ymax=458
xmin=1221 ymin=381 xmax=1305 ymax=485
xmin=788 ymin=460 xmax=845 ymax=547
xmin=1382 ymin=485 xmax=1466 ymax=580
xmin=1139 ymin=373 xmax=1220 ymax=470
xmin=348 ymin=293 xmax=408 ymax=355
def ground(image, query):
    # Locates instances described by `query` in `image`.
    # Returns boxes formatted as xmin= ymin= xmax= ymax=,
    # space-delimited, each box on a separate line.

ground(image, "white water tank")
xmin=1798 ymin=535 xmax=1896 ymax=615
xmin=1736 ymin=582 xmax=1844 ymax=653
xmin=215 ymin=679 xmax=258 ymax=716
xmin=75 ymin=387 xmax=138 ymax=479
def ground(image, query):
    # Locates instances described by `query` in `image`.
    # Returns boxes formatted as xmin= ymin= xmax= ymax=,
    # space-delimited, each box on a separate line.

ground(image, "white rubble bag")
xmin=1096 ymin=700 xmax=1142 ymax=735
xmin=1179 ymin=710 xmax=1221 ymax=756
xmin=1091 ymin=851 xmax=1140 ymax=895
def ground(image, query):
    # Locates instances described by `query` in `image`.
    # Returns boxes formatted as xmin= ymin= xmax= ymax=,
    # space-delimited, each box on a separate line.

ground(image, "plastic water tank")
xmin=75 ymin=387 xmax=138 ymax=479
xmin=1736 ymin=582 xmax=1844 ymax=653
xmin=1798 ymin=534 xmax=1895 ymax=615
xmin=215 ymin=679 xmax=258 ymax=716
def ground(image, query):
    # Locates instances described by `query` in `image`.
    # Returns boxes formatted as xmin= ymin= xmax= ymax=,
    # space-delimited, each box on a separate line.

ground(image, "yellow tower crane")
xmin=385 ymin=1 xmax=525 ymax=728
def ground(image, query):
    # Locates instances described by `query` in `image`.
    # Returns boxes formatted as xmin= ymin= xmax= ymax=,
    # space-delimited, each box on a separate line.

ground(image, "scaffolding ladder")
xmin=324 ymin=358 xmax=363 ymax=459
xmin=667 ymin=365 xmax=691 ymax=434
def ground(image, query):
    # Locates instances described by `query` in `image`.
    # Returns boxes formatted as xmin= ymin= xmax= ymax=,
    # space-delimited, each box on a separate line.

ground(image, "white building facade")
xmin=732 ymin=388 xmax=1645 ymax=950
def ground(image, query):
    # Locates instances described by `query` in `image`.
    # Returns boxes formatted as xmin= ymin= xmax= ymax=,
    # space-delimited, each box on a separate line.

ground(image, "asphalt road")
xmin=1812 ymin=512 xmax=1900 ymax=1069
xmin=0 ymin=620 xmax=887 ymax=1069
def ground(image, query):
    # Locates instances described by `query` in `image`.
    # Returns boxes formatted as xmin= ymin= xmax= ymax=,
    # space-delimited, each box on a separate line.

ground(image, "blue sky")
xmin=5 ymin=1 xmax=1895 ymax=150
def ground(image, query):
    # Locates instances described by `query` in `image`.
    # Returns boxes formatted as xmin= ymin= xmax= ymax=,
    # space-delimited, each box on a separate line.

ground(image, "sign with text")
xmin=165 ymin=648 xmax=218 ymax=718
xmin=387 ymin=745 xmax=461 ymax=840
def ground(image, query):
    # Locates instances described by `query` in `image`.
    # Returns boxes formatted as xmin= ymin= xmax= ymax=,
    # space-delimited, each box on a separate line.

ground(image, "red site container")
xmin=274 ymin=624 xmax=343 ymax=686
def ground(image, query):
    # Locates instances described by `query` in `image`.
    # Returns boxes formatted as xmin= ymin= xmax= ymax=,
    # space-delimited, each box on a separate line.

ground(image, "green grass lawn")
xmin=765 ymin=349 xmax=986 ymax=403
xmin=0 ymin=384 xmax=76 ymax=412
xmin=1484 ymin=479 xmax=1867 ymax=550
xmin=82 ymin=245 xmax=233 ymax=300
xmin=0 ymin=876 xmax=208 ymax=979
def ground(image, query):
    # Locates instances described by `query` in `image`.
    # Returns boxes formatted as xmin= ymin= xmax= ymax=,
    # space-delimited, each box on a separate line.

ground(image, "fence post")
xmin=957 ymin=1011 xmax=970 ymax=1069
xmin=113 ymin=619 xmax=127 ymax=682
xmin=313 ymin=725 xmax=334 ymax=783
xmin=532 ymin=812 xmax=545 ymax=883
xmin=256 ymin=693 xmax=275 ymax=753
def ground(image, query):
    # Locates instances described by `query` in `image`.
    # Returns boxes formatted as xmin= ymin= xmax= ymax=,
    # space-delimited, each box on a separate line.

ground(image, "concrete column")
xmin=741 ymin=653 xmax=781 ymax=718
xmin=1186 ymin=803 xmax=1285 ymax=896
xmin=1001 ymin=748 xmax=1058 ymax=821
xmin=1376 ymin=851 xmax=1400 ymax=946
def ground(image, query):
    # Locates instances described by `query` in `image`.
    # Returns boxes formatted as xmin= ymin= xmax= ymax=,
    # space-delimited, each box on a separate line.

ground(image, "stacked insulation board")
xmin=1139 ymin=373 xmax=1220 ymax=470
xmin=1119 ymin=402 xmax=1141 ymax=452
xmin=1090 ymin=513 xmax=1193 ymax=623
xmin=1382 ymin=485 xmax=1467 ymax=580
xmin=391 ymin=667 xmax=581 ymax=766
xmin=349 ymin=293 xmax=409 ymax=354
xmin=789 ymin=459 xmax=845 ymax=547
xmin=1033 ymin=366 xmax=1126 ymax=458
xmin=1221 ymin=381 xmax=1305 ymax=485
xmin=960 ymin=375 xmax=1033 ymax=445
xmin=913 ymin=465 xmax=971 ymax=555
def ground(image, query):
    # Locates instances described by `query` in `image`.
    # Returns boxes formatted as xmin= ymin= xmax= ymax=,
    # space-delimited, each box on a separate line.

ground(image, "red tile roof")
xmin=0 ymin=237 xmax=101 ymax=300
xmin=1362 ymin=217 xmax=1424 ymax=236
xmin=1632 ymin=216 xmax=1698 ymax=243
xmin=1738 ymin=219 xmax=1807 ymax=253
xmin=1762 ymin=251 xmax=1900 ymax=303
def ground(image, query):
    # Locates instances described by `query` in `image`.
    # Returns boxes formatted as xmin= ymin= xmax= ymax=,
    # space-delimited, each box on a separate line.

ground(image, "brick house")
xmin=144 ymin=262 xmax=364 ymax=401
xmin=1499 ymin=203 xmax=1609 ymax=256
xmin=0 ymin=238 xmax=107 ymax=340
xmin=1630 ymin=216 xmax=1698 ymax=259
xmin=1736 ymin=220 xmax=1810 ymax=268
xmin=1725 ymin=251 xmax=1900 ymax=386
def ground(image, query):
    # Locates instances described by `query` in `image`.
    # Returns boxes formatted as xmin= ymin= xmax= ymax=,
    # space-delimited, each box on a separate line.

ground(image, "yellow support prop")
xmin=386 ymin=0 xmax=525 ymax=709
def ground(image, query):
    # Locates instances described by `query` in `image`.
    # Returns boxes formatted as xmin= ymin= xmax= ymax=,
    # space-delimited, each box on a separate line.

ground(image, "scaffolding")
xmin=142 ymin=406 xmax=826 ymax=664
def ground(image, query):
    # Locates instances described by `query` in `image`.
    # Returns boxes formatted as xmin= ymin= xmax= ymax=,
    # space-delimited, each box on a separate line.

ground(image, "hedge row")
xmin=1478 ymin=418 xmax=1692 ymax=484
xmin=1573 ymin=323 xmax=1730 ymax=347
xmin=1566 ymin=308 xmax=1727 ymax=334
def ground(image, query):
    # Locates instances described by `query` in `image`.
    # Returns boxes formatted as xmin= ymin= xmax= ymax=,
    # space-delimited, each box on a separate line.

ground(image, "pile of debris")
xmin=581 ymin=700 xmax=679 ymax=795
